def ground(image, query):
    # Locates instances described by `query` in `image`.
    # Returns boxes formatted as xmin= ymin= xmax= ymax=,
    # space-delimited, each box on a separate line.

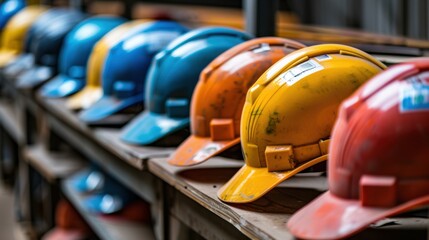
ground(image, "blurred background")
xmin=31 ymin=0 xmax=429 ymax=39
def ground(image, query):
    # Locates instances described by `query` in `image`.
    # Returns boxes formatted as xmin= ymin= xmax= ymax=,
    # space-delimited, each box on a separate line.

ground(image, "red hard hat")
xmin=287 ymin=59 xmax=429 ymax=239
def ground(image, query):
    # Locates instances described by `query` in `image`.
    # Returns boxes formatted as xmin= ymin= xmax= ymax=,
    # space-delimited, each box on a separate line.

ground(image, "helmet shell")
xmin=217 ymin=44 xmax=386 ymax=203
xmin=16 ymin=9 xmax=86 ymax=88
xmin=168 ymin=37 xmax=305 ymax=166
xmin=0 ymin=5 xmax=48 ymax=67
xmin=65 ymin=20 xmax=152 ymax=110
xmin=39 ymin=16 xmax=126 ymax=98
xmin=288 ymin=59 xmax=429 ymax=239
xmin=120 ymin=27 xmax=252 ymax=145
xmin=79 ymin=21 xmax=188 ymax=122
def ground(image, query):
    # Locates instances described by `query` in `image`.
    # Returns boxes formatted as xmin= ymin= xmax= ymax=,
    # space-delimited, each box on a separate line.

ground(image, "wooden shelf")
xmin=24 ymin=145 xmax=86 ymax=183
xmin=62 ymin=175 xmax=156 ymax=240
xmin=148 ymin=157 xmax=428 ymax=240
xmin=148 ymin=156 xmax=316 ymax=239
xmin=94 ymin=128 xmax=175 ymax=169
xmin=38 ymin=97 xmax=173 ymax=170
xmin=39 ymin=98 xmax=157 ymax=203
xmin=0 ymin=99 xmax=24 ymax=144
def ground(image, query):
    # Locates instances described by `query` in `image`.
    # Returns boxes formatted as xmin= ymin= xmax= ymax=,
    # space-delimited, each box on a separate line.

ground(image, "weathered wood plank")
xmin=149 ymin=157 xmax=428 ymax=240
xmin=38 ymin=97 xmax=173 ymax=170
xmin=94 ymin=128 xmax=175 ymax=169
xmin=24 ymin=145 xmax=85 ymax=183
xmin=45 ymin=114 xmax=157 ymax=203
xmin=62 ymin=175 xmax=156 ymax=240
xmin=0 ymin=99 xmax=24 ymax=144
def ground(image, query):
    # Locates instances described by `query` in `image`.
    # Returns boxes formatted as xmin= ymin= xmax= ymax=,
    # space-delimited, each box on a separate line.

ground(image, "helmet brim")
xmin=40 ymin=74 xmax=84 ymax=98
xmin=16 ymin=65 xmax=55 ymax=89
xmin=3 ymin=53 xmax=34 ymax=78
xmin=287 ymin=191 xmax=429 ymax=239
xmin=0 ymin=50 xmax=17 ymax=68
xmin=168 ymin=135 xmax=240 ymax=166
xmin=79 ymin=94 xmax=143 ymax=122
xmin=217 ymin=155 xmax=327 ymax=203
xmin=66 ymin=86 xmax=102 ymax=110
xmin=120 ymin=111 xmax=189 ymax=145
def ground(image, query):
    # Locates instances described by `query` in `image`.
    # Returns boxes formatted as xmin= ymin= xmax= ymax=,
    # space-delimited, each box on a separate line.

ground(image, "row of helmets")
xmin=0 ymin=0 xmax=25 ymax=31
xmin=2 ymin=4 xmax=429 ymax=240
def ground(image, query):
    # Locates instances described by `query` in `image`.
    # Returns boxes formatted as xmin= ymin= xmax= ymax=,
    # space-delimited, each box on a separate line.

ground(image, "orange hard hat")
xmin=168 ymin=37 xmax=305 ymax=166
xmin=56 ymin=199 xmax=90 ymax=231
xmin=288 ymin=59 xmax=429 ymax=239
xmin=42 ymin=199 xmax=91 ymax=240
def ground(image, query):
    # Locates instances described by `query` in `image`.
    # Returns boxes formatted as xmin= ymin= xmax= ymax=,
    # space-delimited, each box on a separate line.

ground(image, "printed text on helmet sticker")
xmin=279 ymin=59 xmax=324 ymax=86
xmin=400 ymin=82 xmax=429 ymax=112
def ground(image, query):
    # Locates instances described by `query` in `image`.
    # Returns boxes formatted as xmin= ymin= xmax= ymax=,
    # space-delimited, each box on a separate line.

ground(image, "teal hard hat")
xmin=0 ymin=0 xmax=25 ymax=30
xmin=40 ymin=16 xmax=126 ymax=98
xmin=120 ymin=27 xmax=252 ymax=145
xmin=79 ymin=20 xmax=188 ymax=123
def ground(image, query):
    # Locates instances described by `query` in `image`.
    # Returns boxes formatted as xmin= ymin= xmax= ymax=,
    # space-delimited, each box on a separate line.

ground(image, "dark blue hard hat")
xmin=16 ymin=9 xmax=87 ymax=88
xmin=4 ymin=8 xmax=78 ymax=79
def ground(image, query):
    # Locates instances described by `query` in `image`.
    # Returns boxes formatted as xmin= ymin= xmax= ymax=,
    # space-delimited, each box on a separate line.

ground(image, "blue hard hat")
xmin=82 ymin=173 xmax=138 ymax=214
xmin=16 ymin=9 xmax=87 ymax=88
xmin=24 ymin=8 xmax=78 ymax=53
xmin=120 ymin=27 xmax=252 ymax=145
xmin=0 ymin=0 xmax=25 ymax=30
xmin=73 ymin=168 xmax=105 ymax=193
xmin=79 ymin=21 xmax=188 ymax=122
xmin=71 ymin=168 xmax=138 ymax=214
xmin=40 ymin=16 xmax=126 ymax=98
xmin=5 ymin=8 xmax=78 ymax=80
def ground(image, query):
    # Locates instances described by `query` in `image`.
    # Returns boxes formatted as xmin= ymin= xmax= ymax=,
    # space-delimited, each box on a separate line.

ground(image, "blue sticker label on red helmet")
xmin=400 ymin=82 xmax=429 ymax=112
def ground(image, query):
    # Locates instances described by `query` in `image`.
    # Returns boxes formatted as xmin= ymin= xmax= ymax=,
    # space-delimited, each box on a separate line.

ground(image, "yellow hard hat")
xmin=0 ymin=5 xmax=48 ymax=67
xmin=217 ymin=44 xmax=386 ymax=203
xmin=66 ymin=20 xmax=149 ymax=110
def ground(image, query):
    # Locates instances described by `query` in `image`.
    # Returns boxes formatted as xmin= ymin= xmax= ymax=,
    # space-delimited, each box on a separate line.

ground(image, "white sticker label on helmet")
xmin=279 ymin=59 xmax=324 ymax=86
xmin=400 ymin=83 xmax=429 ymax=112
xmin=192 ymin=143 xmax=222 ymax=162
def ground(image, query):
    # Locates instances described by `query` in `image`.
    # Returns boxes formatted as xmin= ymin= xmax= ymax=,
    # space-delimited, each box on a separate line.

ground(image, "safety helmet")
xmin=65 ymin=20 xmax=150 ymax=110
xmin=168 ymin=37 xmax=305 ymax=166
xmin=3 ymin=8 xmax=77 ymax=78
xmin=0 ymin=5 xmax=48 ymax=67
xmin=39 ymin=16 xmax=126 ymax=98
xmin=42 ymin=199 xmax=91 ymax=240
xmin=81 ymin=173 xmax=139 ymax=214
xmin=0 ymin=0 xmax=25 ymax=30
xmin=217 ymin=44 xmax=386 ymax=203
xmin=288 ymin=59 xmax=429 ymax=239
xmin=120 ymin=27 xmax=252 ymax=145
xmin=78 ymin=21 xmax=188 ymax=122
xmin=16 ymin=10 xmax=86 ymax=88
